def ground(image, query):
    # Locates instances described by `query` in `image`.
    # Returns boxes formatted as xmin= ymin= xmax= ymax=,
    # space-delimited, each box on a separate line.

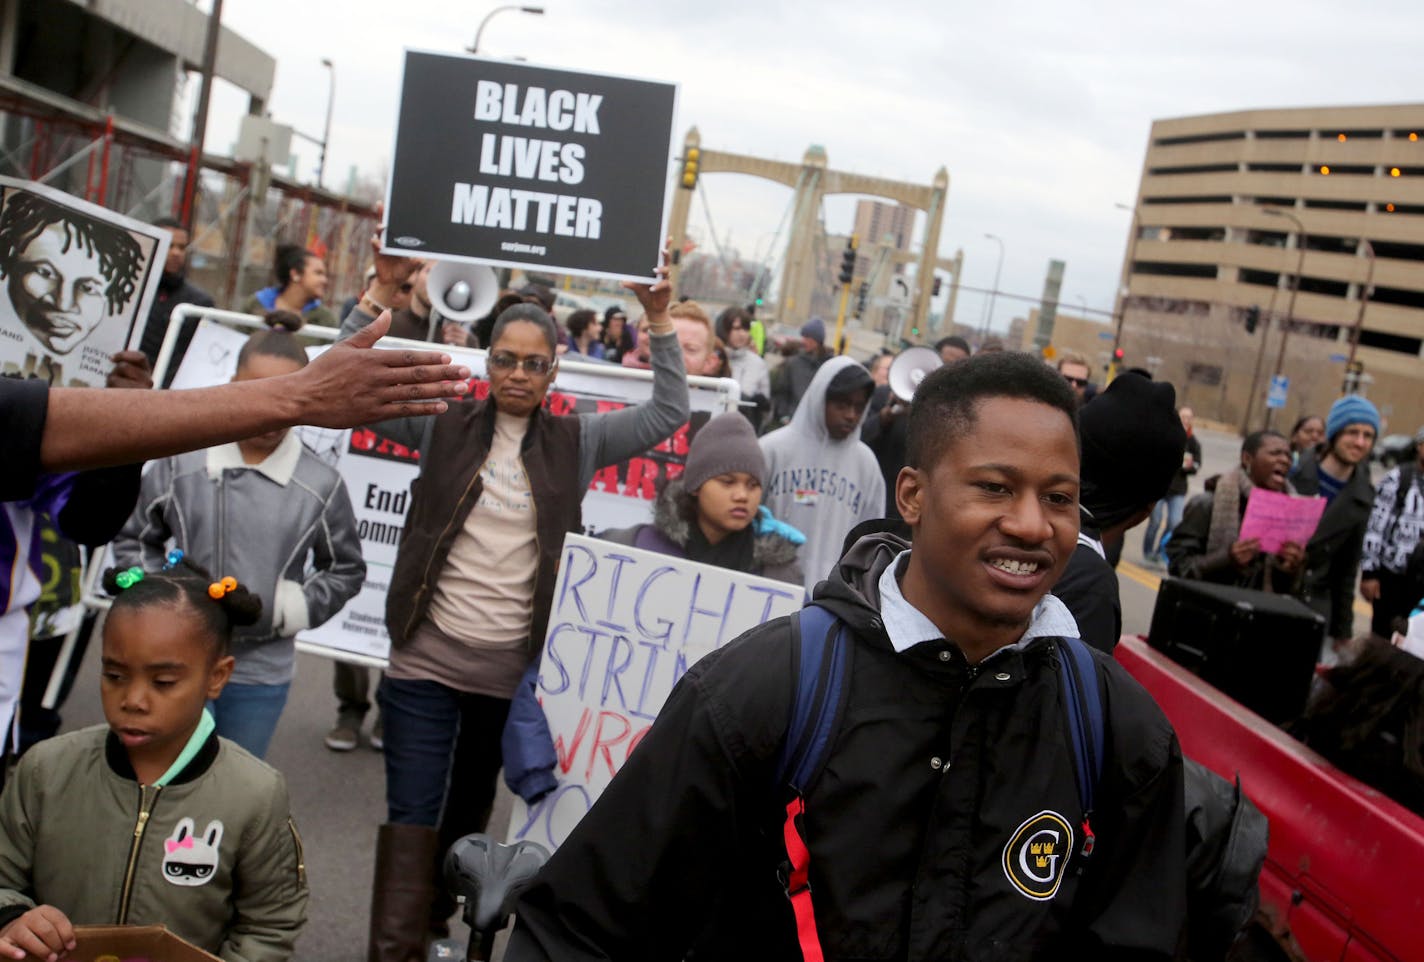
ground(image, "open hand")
xmin=0 ymin=905 xmax=76 ymax=961
xmin=294 ymin=311 xmax=471 ymax=426
xmin=623 ymin=240 xmax=672 ymax=325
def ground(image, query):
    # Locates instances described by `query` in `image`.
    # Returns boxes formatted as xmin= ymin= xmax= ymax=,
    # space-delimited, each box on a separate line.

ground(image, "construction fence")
xmin=0 ymin=85 xmax=378 ymax=313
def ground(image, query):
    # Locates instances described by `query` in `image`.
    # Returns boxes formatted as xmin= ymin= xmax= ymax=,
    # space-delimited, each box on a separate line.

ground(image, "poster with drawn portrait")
xmin=0 ymin=176 xmax=169 ymax=387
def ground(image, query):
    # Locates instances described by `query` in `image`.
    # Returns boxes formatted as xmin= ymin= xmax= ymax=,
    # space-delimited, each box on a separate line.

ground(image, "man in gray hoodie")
xmin=760 ymin=356 xmax=885 ymax=594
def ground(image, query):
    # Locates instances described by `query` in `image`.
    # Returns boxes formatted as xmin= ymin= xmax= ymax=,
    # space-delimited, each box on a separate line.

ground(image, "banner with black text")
xmin=383 ymin=51 xmax=677 ymax=282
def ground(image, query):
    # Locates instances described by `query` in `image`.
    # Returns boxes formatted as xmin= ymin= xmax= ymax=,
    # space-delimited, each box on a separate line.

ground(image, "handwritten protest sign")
xmin=383 ymin=51 xmax=677 ymax=282
xmin=508 ymin=535 xmax=803 ymax=851
xmin=166 ymin=319 xmax=738 ymax=665
xmin=1239 ymin=488 xmax=1326 ymax=554
xmin=0 ymin=176 xmax=169 ymax=387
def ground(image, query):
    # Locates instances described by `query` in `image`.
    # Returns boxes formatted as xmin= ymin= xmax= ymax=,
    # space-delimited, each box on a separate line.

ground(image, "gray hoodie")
xmin=759 ymin=355 xmax=885 ymax=594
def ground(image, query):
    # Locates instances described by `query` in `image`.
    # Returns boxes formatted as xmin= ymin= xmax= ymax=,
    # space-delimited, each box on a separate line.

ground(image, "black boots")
xmin=368 ymin=822 xmax=440 ymax=962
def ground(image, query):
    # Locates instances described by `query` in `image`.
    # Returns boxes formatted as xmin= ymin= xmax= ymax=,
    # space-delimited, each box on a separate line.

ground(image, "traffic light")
xmin=856 ymin=282 xmax=869 ymax=315
xmin=911 ymin=326 xmax=920 ymax=337
xmin=932 ymin=276 xmax=943 ymax=296
xmin=838 ymin=236 xmax=858 ymax=285
xmin=1343 ymin=359 xmax=1366 ymax=395
xmin=1113 ymin=347 xmax=1125 ymax=362
xmin=1244 ymin=305 xmax=1260 ymax=335
xmin=680 ymin=148 xmax=700 ymax=190
xmin=754 ymin=295 xmax=764 ymax=307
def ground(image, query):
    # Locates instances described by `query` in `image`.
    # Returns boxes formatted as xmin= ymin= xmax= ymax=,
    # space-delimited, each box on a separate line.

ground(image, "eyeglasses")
xmin=488 ymin=352 xmax=554 ymax=375
xmin=1063 ymin=375 xmax=1088 ymax=388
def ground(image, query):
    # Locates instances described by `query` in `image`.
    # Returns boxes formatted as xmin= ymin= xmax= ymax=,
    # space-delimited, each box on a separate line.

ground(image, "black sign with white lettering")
xmin=383 ymin=51 xmax=678 ymax=282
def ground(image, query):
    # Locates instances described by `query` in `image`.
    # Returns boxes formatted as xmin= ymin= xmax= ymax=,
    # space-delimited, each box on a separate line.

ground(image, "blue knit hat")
xmin=1325 ymin=395 xmax=1380 ymax=441
xmin=800 ymin=317 xmax=826 ymax=345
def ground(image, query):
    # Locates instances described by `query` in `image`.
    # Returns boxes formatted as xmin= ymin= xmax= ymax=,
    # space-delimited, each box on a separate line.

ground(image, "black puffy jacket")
xmin=509 ymin=532 xmax=1187 ymax=961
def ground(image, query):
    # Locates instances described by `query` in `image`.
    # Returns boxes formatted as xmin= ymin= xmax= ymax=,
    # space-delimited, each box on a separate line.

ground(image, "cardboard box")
xmin=31 ymin=925 xmax=222 ymax=962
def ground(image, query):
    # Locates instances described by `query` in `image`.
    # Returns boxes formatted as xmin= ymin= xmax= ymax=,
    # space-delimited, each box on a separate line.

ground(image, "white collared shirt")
xmin=204 ymin=430 xmax=303 ymax=486
xmin=876 ymin=550 xmax=1082 ymax=655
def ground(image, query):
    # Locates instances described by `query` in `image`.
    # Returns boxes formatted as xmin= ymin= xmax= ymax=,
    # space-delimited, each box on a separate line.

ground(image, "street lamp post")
xmin=468 ymin=5 xmax=545 ymax=53
xmin=980 ymin=232 xmax=1004 ymax=339
xmin=1345 ymin=239 xmax=1376 ymax=385
xmin=316 ymin=58 xmax=334 ymax=190
xmin=1262 ymin=207 xmax=1307 ymax=429
xmin=1110 ymin=201 xmax=1139 ymax=364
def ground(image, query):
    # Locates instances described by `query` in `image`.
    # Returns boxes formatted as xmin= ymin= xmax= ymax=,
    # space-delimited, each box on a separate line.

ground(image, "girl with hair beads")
xmin=112 ymin=324 xmax=365 ymax=758
xmin=0 ymin=563 xmax=308 ymax=962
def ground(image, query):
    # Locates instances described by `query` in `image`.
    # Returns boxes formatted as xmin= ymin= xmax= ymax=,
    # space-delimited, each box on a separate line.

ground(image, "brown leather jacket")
xmin=385 ymin=398 xmax=582 ymax=650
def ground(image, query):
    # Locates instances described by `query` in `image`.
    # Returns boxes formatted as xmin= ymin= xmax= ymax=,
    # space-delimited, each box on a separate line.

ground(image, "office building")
xmin=1118 ymin=104 xmax=1424 ymax=431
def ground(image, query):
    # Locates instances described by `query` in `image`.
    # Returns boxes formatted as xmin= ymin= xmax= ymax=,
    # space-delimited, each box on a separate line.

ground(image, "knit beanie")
xmin=800 ymin=317 xmax=826 ymax=345
xmin=1325 ymin=395 xmax=1380 ymax=442
xmin=682 ymin=413 xmax=766 ymax=492
xmin=1078 ymin=373 xmax=1187 ymax=530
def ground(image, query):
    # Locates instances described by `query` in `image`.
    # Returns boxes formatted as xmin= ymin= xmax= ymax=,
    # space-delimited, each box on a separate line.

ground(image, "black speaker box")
xmin=1147 ymin=578 xmax=1327 ymax=724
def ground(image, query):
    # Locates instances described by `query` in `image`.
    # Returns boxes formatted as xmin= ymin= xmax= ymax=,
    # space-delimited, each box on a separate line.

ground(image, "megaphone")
xmin=887 ymin=346 xmax=943 ymax=403
xmin=427 ymin=260 xmax=500 ymax=323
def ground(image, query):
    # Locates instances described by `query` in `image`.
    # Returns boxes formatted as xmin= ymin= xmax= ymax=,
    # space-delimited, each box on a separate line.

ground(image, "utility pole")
xmin=1262 ymin=207 xmax=1307 ymax=430
xmin=180 ymin=0 xmax=223 ymax=228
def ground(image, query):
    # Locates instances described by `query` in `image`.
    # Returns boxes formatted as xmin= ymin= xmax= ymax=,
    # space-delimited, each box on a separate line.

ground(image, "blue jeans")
xmin=1142 ymin=494 xmax=1186 ymax=558
xmin=210 ymin=682 xmax=291 ymax=759
xmin=377 ymin=676 xmax=510 ymax=831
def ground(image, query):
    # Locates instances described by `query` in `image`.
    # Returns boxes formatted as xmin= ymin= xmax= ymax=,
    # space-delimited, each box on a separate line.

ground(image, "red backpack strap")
xmin=774 ymin=605 xmax=849 ymax=962
xmin=780 ymin=795 xmax=825 ymax=962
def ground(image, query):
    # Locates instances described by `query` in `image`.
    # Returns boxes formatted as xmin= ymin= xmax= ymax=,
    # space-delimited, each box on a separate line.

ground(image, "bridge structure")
xmin=665 ymin=127 xmax=951 ymax=340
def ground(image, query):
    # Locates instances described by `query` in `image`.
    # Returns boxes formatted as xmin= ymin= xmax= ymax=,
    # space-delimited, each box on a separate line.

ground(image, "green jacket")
xmin=0 ymin=726 xmax=308 ymax=962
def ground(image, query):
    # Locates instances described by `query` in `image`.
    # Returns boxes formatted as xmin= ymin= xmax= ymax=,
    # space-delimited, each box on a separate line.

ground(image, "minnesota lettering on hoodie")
xmin=760 ymin=356 xmax=886 ymax=595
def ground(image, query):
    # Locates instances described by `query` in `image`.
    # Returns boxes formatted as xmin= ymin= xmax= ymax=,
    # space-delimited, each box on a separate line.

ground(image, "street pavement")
xmin=54 ymin=428 xmax=1370 ymax=961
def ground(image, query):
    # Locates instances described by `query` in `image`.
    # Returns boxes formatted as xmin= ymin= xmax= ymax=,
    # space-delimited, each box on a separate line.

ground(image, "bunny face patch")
xmin=161 ymin=817 xmax=223 ymax=887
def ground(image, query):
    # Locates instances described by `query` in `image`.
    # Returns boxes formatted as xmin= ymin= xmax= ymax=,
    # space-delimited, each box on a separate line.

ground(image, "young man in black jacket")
xmin=507 ymin=351 xmax=1186 ymax=962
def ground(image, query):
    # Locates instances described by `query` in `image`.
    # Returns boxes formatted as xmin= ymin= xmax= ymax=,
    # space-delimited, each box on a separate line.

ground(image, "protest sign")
xmin=1239 ymin=488 xmax=1327 ymax=554
xmin=166 ymin=317 xmax=249 ymax=390
xmin=508 ymin=534 xmax=803 ymax=851
xmin=164 ymin=320 xmax=737 ymax=664
xmin=383 ymin=50 xmax=677 ymax=282
xmin=0 ymin=176 xmax=169 ymax=387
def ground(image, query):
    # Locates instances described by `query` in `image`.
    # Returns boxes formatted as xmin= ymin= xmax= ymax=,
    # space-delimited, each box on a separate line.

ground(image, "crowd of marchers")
xmin=1 ymin=220 xmax=1422 ymax=962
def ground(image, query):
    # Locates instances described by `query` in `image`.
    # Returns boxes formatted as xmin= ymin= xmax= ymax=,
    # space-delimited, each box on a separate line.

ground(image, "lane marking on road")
xmin=1116 ymin=560 xmax=1372 ymax=617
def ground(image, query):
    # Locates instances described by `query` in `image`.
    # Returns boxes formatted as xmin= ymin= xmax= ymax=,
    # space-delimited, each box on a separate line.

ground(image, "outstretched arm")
xmin=576 ymin=247 xmax=690 ymax=488
xmin=35 ymin=313 xmax=470 ymax=473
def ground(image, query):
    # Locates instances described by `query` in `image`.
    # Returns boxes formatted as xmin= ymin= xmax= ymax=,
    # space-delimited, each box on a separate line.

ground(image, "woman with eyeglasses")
xmin=359 ymin=257 xmax=689 ymax=960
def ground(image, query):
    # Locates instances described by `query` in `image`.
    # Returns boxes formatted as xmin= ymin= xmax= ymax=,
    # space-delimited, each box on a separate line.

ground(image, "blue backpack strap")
xmin=775 ymin=604 xmax=849 ymax=962
xmin=1057 ymin=636 xmax=1105 ymax=859
xmin=777 ymin=604 xmax=849 ymax=793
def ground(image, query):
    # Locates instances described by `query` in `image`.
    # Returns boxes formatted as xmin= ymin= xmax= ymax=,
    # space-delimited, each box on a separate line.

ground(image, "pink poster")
xmin=1239 ymin=489 xmax=1326 ymax=554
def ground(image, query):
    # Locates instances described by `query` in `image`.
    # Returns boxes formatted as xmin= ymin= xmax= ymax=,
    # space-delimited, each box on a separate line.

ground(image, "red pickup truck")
xmin=1116 ymin=637 xmax=1424 ymax=962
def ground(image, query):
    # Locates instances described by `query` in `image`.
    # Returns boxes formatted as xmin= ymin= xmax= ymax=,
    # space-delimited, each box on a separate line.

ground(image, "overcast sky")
xmin=202 ymin=0 xmax=1423 ymax=334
